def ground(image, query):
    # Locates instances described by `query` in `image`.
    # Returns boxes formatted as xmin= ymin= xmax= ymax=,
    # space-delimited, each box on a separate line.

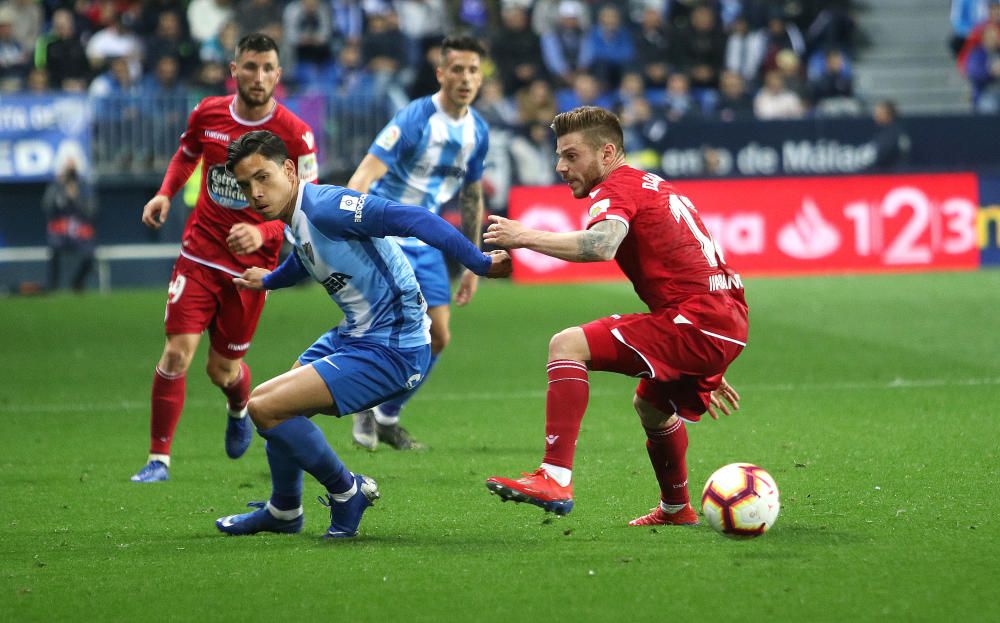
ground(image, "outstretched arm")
xmin=381 ymin=202 xmax=510 ymax=278
xmin=484 ymin=216 xmax=627 ymax=262
xmin=233 ymin=250 xmax=309 ymax=291
xmin=346 ymin=154 xmax=389 ymax=194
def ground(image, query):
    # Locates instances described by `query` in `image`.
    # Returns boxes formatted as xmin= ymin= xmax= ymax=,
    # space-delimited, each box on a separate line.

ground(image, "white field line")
xmin=2 ymin=376 xmax=999 ymax=415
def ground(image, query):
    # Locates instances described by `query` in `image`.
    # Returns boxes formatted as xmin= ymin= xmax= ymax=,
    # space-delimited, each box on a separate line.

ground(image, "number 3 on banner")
xmin=669 ymin=194 xmax=725 ymax=267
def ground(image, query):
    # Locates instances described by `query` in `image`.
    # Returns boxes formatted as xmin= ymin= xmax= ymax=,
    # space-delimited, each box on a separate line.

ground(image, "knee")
xmin=206 ymin=358 xmax=239 ymax=388
xmin=633 ymin=394 xmax=676 ymax=429
xmin=246 ymin=390 xmax=277 ymax=430
xmin=548 ymin=327 xmax=587 ymax=361
xmin=159 ymin=344 xmax=193 ymax=375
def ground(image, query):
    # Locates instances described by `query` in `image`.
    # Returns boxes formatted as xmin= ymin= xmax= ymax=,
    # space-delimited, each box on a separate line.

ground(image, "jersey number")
xmin=669 ymin=194 xmax=724 ymax=267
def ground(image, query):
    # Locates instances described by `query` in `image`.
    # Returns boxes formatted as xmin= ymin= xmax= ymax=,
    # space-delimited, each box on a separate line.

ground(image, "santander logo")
xmin=776 ymin=198 xmax=841 ymax=259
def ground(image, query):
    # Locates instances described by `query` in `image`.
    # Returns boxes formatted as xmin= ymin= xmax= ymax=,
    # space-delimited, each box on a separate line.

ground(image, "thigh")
xmin=163 ymin=258 xmax=219 ymax=337
xmin=209 ymin=271 xmax=267 ymax=359
xmin=253 ymin=364 xmax=338 ymax=418
xmin=309 ymin=339 xmax=431 ymax=416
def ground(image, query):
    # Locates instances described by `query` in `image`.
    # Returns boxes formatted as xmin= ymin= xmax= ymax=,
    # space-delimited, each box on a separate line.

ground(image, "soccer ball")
xmin=701 ymin=463 xmax=780 ymax=538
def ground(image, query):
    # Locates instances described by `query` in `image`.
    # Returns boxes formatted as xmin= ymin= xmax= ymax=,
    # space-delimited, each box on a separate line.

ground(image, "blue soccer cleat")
xmin=225 ymin=409 xmax=253 ymax=459
xmin=130 ymin=460 xmax=169 ymax=483
xmin=216 ymin=502 xmax=304 ymax=536
xmin=319 ymin=474 xmax=380 ymax=538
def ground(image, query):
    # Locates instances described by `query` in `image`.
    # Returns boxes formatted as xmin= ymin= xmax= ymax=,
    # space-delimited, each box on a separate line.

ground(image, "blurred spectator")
xmin=951 ymin=0 xmax=990 ymax=56
xmin=360 ymin=8 xmax=406 ymax=82
xmin=85 ymin=13 xmax=142 ymax=80
xmin=135 ymin=0 xmax=190 ymax=38
xmin=143 ymin=54 xmax=185 ymax=95
xmin=808 ymin=49 xmax=853 ymax=103
xmin=760 ymin=12 xmax=806 ymax=76
xmin=540 ymin=0 xmax=588 ymax=87
xmin=967 ymin=24 xmax=1000 ymax=111
xmin=0 ymin=6 xmax=28 ymax=91
xmin=712 ymin=70 xmax=754 ymax=121
xmin=668 ymin=3 xmax=725 ymax=89
xmin=330 ymin=0 xmax=363 ymax=45
xmin=475 ymin=76 xmax=519 ymax=127
xmin=508 ymin=122 xmax=558 ymax=186
xmin=187 ymin=0 xmax=233 ymax=45
xmin=620 ymin=96 xmax=666 ymax=153
xmin=613 ymin=70 xmax=646 ymax=110
xmin=144 ymin=10 xmax=198 ymax=79
xmin=200 ymin=20 xmax=240 ymax=64
xmin=26 ymin=66 xmax=49 ymax=92
xmin=43 ymin=160 xmax=97 ymax=293
xmin=634 ymin=6 xmax=671 ymax=90
xmin=868 ymin=99 xmax=909 ymax=170
xmin=491 ymin=4 xmax=544 ymax=94
xmin=189 ymin=60 xmax=228 ymax=99
xmin=775 ymin=48 xmax=807 ymax=101
xmin=803 ymin=0 xmax=855 ymax=56
xmin=532 ymin=0 xmax=590 ymax=36
xmin=455 ymin=0 xmax=492 ymax=36
xmin=725 ymin=15 xmax=767 ymax=85
xmin=236 ymin=0 xmax=283 ymax=38
xmin=516 ymin=77 xmax=558 ymax=124
xmin=330 ymin=41 xmax=376 ymax=99
xmin=395 ymin=0 xmax=450 ymax=67
xmin=959 ymin=1 xmax=1000 ymax=71
xmin=283 ymin=0 xmax=335 ymax=87
xmin=0 ymin=0 xmax=41 ymax=52
xmin=89 ymin=55 xmax=139 ymax=96
xmin=583 ymin=3 xmax=635 ymax=89
xmin=658 ymin=71 xmax=701 ymax=122
xmin=555 ymin=72 xmax=612 ymax=112
xmin=406 ymin=40 xmax=441 ymax=99
xmin=35 ymin=8 xmax=90 ymax=92
xmin=753 ymin=69 xmax=805 ymax=119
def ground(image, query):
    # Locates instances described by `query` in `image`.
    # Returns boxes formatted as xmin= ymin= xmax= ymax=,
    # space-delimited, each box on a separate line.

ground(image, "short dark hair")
xmin=439 ymin=35 xmax=486 ymax=64
xmin=226 ymin=130 xmax=288 ymax=173
xmin=236 ymin=32 xmax=280 ymax=60
xmin=551 ymin=106 xmax=624 ymax=154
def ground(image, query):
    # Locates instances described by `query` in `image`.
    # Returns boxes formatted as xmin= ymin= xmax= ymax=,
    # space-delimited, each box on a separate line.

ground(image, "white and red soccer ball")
xmin=701 ymin=463 xmax=780 ymax=538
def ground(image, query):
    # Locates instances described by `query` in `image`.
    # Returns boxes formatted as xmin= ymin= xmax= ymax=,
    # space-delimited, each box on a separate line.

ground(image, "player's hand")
xmin=483 ymin=215 xmax=526 ymax=249
xmin=141 ymin=194 xmax=171 ymax=229
xmin=706 ymin=377 xmax=740 ymax=420
xmin=454 ymin=269 xmax=478 ymax=306
xmin=227 ymin=223 xmax=264 ymax=255
xmin=485 ymin=249 xmax=512 ymax=278
xmin=233 ymin=267 xmax=271 ymax=290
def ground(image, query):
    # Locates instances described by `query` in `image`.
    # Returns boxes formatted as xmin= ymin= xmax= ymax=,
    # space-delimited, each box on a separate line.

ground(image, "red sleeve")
xmin=585 ymin=186 xmax=636 ymax=232
xmin=258 ymin=219 xmax=287 ymax=244
xmin=157 ymin=101 xmax=205 ymax=197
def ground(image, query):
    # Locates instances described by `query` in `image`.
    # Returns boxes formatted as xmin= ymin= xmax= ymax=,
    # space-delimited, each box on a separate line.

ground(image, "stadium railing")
xmin=0 ymin=243 xmax=180 ymax=293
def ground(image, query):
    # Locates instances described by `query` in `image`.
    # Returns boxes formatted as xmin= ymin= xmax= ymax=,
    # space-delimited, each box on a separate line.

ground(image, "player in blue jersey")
xmin=214 ymin=130 xmax=510 ymax=538
xmin=345 ymin=35 xmax=490 ymax=450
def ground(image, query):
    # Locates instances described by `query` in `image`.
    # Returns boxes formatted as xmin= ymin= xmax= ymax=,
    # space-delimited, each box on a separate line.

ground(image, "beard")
xmin=237 ymin=82 xmax=272 ymax=108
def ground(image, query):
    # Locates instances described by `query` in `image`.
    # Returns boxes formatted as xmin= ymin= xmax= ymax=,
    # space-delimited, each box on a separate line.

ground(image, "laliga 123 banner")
xmin=506 ymin=173 xmax=981 ymax=282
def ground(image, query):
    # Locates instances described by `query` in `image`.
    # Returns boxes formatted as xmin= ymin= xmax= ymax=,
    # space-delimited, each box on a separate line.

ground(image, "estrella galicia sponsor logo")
xmin=207 ymin=164 xmax=249 ymax=209
xmin=321 ymin=272 xmax=352 ymax=295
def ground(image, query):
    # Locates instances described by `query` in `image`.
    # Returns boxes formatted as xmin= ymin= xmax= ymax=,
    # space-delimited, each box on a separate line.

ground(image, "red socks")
xmin=644 ymin=418 xmax=690 ymax=505
xmin=541 ymin=359 xmax=589 ymax=470
xmin=221 ymin=361 xmax=251 ymax=412
xmin=149 ymin=367 xmax=186 ymax=455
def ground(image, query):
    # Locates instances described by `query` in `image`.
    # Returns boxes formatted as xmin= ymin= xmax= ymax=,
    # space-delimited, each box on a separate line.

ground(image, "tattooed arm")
xmin=453 ymin=181 xmax=487 ymax=306
xmin=483 ymin=216 xmax=627 ymax=263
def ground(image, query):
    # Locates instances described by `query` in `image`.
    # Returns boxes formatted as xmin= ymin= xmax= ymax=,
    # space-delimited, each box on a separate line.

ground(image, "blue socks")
xmin=259 ymin=416 xmax=354 ymax=501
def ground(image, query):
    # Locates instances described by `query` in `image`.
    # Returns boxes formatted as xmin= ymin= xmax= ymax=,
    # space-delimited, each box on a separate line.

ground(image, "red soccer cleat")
xmin=628 ymin=504 xmax=700 ymax=527
xmin=486 ymin=468 xmax=575 ymax=515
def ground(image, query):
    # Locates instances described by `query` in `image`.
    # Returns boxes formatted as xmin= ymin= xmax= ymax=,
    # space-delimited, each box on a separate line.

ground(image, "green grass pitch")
xmin=1 ymin=271 xmax=998 ymax=621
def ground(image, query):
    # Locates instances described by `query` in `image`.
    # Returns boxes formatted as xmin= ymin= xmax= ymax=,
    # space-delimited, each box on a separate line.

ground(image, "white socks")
xmin=329 ymin=477 xmax=358 ymax=503
xmin=660 ymin=501 xmax=688 ymax=514
xmin=541 ymin=463 xmax=572 ymax=487
xmin=228 ymin=406 xmax=249 ymax=419
xmin=265 ymin=501 xmax=303 ymax=520
xmin=148 ymin=453 xmax=171 ymax=467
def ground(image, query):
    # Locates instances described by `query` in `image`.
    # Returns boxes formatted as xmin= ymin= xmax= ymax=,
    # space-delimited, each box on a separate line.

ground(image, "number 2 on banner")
xmin=669 ymin=194 xmax=725 ymax=267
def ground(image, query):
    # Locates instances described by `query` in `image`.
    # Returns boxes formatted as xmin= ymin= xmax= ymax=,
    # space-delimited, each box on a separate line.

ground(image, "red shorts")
xmin=163 ymin=255 xmax=266 ymax=360
xmin=581 ymin=310 xmax=746 ymax=422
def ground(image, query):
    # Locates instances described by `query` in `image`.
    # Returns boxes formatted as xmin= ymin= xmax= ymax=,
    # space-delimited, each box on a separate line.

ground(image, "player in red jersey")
xmin=484 ymin=106 xmax=747 ymax=525
xmin=130 ymin=33 xmax=318 ymax=483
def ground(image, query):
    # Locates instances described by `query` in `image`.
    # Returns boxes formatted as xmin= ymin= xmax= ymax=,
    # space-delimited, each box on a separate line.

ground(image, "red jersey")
xmin=586 ymin=165 xmax=748 ymax=341
xmin=161 ymin=95 xmax=318 ymax=274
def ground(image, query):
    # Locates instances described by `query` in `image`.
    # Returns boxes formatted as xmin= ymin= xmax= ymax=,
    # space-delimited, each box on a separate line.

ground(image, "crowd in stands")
xmin=3 ymin=0 xmax=865 ymax=181
xmin=952 ymin=0 xmax=1000 ymax=113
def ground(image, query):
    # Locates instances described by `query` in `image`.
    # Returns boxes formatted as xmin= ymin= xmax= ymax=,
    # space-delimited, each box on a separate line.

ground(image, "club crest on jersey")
xmin=206 ymin=164 xmax=249 ymax=209
xmin=589 ymin=198 xmax=610 ymax=218
xmin=375 ymin=125 xmax=401 ymax=151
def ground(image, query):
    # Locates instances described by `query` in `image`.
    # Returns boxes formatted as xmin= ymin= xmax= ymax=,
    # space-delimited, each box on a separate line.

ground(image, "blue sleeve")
xmin=382 ymin=202 xmax=492 ymax=276
xmin=262 ymin=249 xmax=309 ymax=289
